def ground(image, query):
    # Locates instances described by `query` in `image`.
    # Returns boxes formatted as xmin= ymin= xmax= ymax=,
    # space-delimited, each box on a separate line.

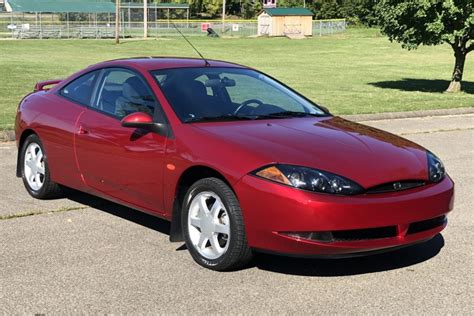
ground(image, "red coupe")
xmin=15 ymin=57 xmax=454 ymax=270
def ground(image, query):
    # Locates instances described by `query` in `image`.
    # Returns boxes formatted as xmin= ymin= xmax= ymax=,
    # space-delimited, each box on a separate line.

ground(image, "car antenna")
xmin=171 ymin=22 xmax=211 ymax=67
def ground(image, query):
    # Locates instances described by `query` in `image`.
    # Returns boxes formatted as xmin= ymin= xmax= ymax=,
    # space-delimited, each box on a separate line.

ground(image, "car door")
xmin=44 ymin=70 xmax=100 ymax=190
xmin=74 ymin=67 xmax=168 ymax=215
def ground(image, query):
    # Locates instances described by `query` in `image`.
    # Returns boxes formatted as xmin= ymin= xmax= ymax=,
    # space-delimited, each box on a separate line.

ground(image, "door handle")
xmin=78 ymin=126 xmax=89 ymax=135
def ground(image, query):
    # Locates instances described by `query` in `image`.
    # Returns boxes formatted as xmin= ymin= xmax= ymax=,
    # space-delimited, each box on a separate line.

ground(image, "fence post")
xmin=144 ymin=0 xmax=148 ymax=38
xmin=66 ymin=12 xmax=70 ymax=38
xmin=121 ymin=11 xmax=125 ymax=39
xmin=10 ymin=11 xmax=13 ymax=39
xmin=319 ymin=20 xmax=322 ymax=37
xmin=39 ymin=12 xmax=43 ymax=39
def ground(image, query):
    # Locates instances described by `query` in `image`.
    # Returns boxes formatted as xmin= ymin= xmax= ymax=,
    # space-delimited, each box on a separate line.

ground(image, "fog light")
xmin=282 ymin=231 xmax=334 ymax=243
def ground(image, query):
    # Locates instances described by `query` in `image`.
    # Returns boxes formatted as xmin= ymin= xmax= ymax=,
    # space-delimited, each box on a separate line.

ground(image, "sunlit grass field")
xmin=0 ymin=28 xmax=473 ymax=129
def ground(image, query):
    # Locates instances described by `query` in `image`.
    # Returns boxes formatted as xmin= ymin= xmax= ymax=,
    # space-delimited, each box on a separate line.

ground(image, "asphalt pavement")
xmin=1 ymin=114 xmax=473 ymax=314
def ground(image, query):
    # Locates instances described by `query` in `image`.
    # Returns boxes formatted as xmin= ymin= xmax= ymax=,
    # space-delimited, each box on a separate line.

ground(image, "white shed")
xmin=258 ymin=7 xmax=314 ymax=37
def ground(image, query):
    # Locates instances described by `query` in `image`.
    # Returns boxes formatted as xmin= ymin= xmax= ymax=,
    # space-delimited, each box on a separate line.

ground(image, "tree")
xmin=376 ymin=0 xmax=473 ymax=92
xmin=202 ymin=0 xmax=222 ymax=17
xmin=241 ymin=0 xmax=262 ymax=19
xmin=303 ymin=0 xmax=380 ymax=26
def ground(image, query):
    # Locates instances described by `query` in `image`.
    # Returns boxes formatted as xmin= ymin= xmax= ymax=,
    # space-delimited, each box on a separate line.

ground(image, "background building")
xmin=258 ymin=7 xmax=313 ymax=37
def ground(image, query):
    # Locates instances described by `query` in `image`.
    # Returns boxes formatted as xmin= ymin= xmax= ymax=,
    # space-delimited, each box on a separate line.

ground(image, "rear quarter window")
xmin=59 ymin=71 xmax=99 ymax=106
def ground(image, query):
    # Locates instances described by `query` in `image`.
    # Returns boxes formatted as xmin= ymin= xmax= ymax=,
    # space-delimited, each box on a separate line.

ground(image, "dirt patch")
xmin=0 ymin=130 xmax=15 ymax=142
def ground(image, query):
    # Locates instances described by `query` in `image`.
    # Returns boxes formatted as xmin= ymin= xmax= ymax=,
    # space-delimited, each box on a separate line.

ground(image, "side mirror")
xmin=319 ymin=105 xmax=331 ymax=114
xmin=121 ymin=112 xmax=153 ymax=129
xmin=121 ymin=112 xmax=169 ymax=136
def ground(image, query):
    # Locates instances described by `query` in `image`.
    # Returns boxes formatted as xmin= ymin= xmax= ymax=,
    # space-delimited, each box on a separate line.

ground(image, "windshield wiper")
xmin=255 ymin=111 xmax=327 ymax=119
xmin=184 ymin=111 xmax=326 ymax=123
xmin=184 ymin=114 xmax=256 ymax=123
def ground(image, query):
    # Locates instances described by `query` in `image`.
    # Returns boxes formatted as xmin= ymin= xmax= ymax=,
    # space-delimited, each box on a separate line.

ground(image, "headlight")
xmin=253 ymin=164 xmax=363 ymax=195
xmin=427 ymin=152 xmax=445 ymax=183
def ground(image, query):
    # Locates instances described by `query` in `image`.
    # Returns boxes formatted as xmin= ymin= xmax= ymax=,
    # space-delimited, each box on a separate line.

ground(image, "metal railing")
xmin=0 ymin=18 xmax=347 ymax=39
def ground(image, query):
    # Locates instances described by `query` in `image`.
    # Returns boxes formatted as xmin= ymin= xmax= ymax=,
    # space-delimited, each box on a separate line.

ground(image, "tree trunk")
xmin=446 ymin=49 xmax=466 ymax=93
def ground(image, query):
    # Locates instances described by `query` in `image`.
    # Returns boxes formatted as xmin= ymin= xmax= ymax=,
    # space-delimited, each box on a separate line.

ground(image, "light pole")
xmin=144 ymin=0 xmax=148 ymax=38
xmin=222 ymin=0 xmax=226 ymax=34
xmin=115 ymin=0 xmax=120 ymax=44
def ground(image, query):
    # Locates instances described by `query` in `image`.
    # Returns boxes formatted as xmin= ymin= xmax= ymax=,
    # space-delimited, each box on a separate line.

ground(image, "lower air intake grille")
xmin=331 ymin=226 xmax=398 ymax=242
xmin=283 ymin=226 xmax=398 ymax=243
xmin=407 ymin=216 xmax=446 ymax=235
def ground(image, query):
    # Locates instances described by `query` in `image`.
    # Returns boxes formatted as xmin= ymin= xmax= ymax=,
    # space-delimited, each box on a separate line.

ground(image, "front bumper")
xmin=234 ymin=175 xmax=454 ymax=256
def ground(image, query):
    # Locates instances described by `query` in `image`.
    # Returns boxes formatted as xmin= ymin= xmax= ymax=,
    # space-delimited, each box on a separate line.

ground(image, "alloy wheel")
xmin=23 ymin=142 xmax=45 ymax=191
xmin=187 ymin=191 xmax=231 ymax=260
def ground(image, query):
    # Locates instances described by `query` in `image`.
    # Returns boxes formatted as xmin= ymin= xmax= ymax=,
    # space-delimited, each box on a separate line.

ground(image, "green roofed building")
xmin=4 ymin=0 xmax=191 ymax=39
xmin=4 ymin=0 xmax=189 ymax=16
xmin=261 ymin=8 xmax=314 ymax=17
xmin=5 ymin=0 xmax=116 ymax=13
xmin=257 ymin=7 xmax=314 ymax=37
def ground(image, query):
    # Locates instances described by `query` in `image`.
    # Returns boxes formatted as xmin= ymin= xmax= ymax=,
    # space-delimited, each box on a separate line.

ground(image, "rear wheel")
xmin=182 ymin=178 xmax=252 ymax=271
xmin=20 ymin=134 xmax=62 ymax=199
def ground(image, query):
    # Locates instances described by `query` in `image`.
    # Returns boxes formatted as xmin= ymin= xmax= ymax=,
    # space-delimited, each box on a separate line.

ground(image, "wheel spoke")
xmin=29 ymin=173 xmax=36 ymax=184
xmin=25 ymin=159 xmax=36 ymax=171
xmin=209 ymin=235 xmax=223 ymax=254
xmin=31 ymin=146 xmax=38 ymax=160
xmin=214 ymin=223 xmax=229 ymax=235
xmin=36 ymin=165 xmax=45 ymax=175
xmin=35 ymin=173 xmax=42 ymax=185
xmin=210 ymin=199 xmax=223 ymax=218
xmin=199 ymin=195 xmax=210 ymax=213
xmin=197 ymin=234 xmax=208 ymax=250
xmin=190 ymin=217 xmax=202 ymax=229
xmin=35 ymin=151 xmax=43 ymax=164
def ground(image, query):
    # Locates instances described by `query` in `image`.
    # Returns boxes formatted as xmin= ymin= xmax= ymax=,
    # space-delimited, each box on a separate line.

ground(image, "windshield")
xmin=151 ymin=67 xmax=328 ymax=122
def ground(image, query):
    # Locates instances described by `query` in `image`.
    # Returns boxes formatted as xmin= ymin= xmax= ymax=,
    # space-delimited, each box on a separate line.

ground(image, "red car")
xmin=15 ymin=57 xmax=454 ymax=271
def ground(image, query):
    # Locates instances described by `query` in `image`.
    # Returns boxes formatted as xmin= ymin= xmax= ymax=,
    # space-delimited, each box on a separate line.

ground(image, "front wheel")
xmin=20 ymin=134 xmax=62 ymax=199
xmin=182 ymin=178 xmax=252 ymax=271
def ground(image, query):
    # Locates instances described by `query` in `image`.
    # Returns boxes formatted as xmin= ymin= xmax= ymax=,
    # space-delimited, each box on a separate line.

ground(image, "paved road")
xmin=1 ymin=115 xmax=473 ymax=314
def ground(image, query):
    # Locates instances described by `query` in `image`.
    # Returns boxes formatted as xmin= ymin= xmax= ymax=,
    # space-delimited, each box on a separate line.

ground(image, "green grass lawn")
xmin=0 ymin=28 xmax=473 ymax=129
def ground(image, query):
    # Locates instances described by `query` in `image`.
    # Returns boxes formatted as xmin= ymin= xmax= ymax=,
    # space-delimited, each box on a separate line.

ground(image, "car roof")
xmin=88 ymin=57 xmax=247 ymax=72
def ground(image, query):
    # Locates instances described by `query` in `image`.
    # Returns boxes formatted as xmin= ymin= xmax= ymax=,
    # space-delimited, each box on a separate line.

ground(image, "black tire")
xmin=20 ymin=134 xmax=62 ymax=199
xmin=182 ymin=177 xmax=252 ymax=271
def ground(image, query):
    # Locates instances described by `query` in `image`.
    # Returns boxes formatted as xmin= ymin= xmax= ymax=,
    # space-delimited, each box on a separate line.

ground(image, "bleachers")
xmin=13 ymin=25 xmax=116 ymax=39
xmin=14 ymin=26 xmax=62 ymax=39
xmin=75 ymin=26 xmax=115 ymax=39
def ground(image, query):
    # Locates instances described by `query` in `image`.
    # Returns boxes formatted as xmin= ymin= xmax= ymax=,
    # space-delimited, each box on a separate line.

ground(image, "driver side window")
xmin=94 ymin=69 xmax=157 ymax=119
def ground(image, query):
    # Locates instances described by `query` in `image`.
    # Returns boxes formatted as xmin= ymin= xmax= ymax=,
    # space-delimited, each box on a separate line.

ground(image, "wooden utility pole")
xmin=144 ymin=0 xmax=148 ymax=38
xmin=222 ymin=0 xmax=226 ymax=34
xmin=115 ymin=0 xmax=120 ymax=44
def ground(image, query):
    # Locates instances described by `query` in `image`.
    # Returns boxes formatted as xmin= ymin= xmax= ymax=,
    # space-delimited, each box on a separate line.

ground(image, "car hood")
xmin=192 ymin=116 xmax=429 ymax=189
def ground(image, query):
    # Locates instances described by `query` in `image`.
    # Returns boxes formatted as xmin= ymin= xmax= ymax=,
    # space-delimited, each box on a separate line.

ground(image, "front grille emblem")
xmin=393 ymin=182 xmax=402 ymax=190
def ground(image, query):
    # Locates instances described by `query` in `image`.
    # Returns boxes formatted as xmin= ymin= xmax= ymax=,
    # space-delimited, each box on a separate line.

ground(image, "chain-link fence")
xmin=0 ymin=15 xmax=346 ymax=39
xmin=312 ymin=19 xmax=347 ymax=36
xmin=142 ymin=21 xmax=259 ymax=38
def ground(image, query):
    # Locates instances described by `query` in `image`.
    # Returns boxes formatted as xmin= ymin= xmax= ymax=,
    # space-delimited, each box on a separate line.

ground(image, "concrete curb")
xmin=1 ymin=107 xmax=473 ymax=142
xmin=342 ymin=107 xmax=474 ymax=122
